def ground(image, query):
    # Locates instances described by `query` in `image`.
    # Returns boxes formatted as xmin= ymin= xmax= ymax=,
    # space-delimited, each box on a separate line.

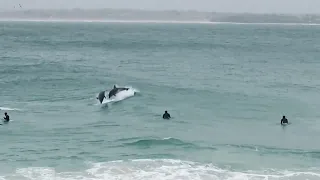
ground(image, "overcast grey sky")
xmin=1 ymin=0 xmax=319 ymax=14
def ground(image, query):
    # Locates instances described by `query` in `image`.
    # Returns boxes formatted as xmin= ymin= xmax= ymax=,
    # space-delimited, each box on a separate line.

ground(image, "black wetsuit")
xmin=3 ymin=115 xmax=9 ymax=122
xmin=163 ymin=112 xmax=171 ymax=119
xmin=281 ymin=118 xmax=288 ymax=125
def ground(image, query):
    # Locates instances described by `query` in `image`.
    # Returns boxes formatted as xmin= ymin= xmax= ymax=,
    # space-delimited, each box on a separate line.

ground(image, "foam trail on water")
xmin=0 ymin=107 xmax=21 ymax=111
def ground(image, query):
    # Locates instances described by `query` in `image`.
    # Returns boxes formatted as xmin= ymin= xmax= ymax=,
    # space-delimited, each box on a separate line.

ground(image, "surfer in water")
xmin=3 ymin=112 xmax=9 ymax=122
xmin=281 ymin=116 xmax=288 ymax=125
xmin=163 ymin=111 xmax=171 ymax=119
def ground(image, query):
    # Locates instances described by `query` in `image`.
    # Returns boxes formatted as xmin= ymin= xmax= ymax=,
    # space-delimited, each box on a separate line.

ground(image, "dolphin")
xmin=96 ymin=91 xmax=106 ymax=104
xmin=108 ymin=85 xmax=129 ymax=98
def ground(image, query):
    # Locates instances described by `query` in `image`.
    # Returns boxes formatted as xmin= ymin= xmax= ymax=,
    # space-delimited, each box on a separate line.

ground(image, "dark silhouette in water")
xmin=163 ymin=111 xmax=171 ymax=119
xmin=97 ymin=91 xmax=106 ymax=104
xmin=281 ymin=116 xmax=288 ymax=125
xmin=3 ymin=112 xmax=9 ymax=122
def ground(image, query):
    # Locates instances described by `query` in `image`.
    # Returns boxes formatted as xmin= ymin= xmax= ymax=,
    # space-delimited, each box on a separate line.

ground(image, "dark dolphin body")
xmin=108 ymin=87 xmax=129 ymax=98
xmin=96 ymin=91 xmax=106 ymax=104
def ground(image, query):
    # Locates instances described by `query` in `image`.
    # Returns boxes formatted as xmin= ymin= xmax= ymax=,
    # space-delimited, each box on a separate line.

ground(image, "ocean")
xmin=0 ymin=20 xmax=320 ymax=179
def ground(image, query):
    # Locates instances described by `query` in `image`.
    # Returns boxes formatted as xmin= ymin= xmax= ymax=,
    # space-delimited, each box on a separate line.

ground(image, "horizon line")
xmin=0 ymin=8 xmax=319 ymax=16
xmin=1 ymin=18 xmax=320 ymax=26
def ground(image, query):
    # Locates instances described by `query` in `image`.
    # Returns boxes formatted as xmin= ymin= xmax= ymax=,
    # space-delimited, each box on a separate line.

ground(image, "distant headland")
xmin=0 ymin=8 xmax=320 ymax=24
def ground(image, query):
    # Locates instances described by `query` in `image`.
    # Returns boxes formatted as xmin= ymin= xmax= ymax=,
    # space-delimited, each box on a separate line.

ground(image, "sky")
xmin=0 ymin=0 xmax=320 ymax=14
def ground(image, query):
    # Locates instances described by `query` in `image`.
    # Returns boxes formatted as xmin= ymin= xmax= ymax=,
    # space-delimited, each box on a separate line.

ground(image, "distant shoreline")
xmin=1 ymin=19 xmax=320 ymax=26
xmin=1 ymin=9 xmax=320 ymax=24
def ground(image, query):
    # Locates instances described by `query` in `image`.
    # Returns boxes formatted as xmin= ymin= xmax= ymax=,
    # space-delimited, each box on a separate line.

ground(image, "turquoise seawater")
xmin=1 ymin=21 xmax=320 ymax=179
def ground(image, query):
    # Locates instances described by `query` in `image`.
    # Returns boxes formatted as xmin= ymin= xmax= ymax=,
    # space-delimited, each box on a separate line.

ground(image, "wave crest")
xmin=124 ymin=137 xmax=195 ymax=148
xmin=0 ymin=107 xmax=21 ymax=111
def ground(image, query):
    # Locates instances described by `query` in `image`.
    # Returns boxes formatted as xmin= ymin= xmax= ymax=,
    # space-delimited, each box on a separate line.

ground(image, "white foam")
xmin=0 ymin=107 xmax=21 ymax=111
xmin=15 ymin=167 xmax=55 ymax=180
xmin=2 ymin=159 xmax=320 ymax=180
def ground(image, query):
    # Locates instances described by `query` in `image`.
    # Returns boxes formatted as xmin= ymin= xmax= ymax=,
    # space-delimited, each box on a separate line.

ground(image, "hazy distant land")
xmin=1 ymin=9 xmax=320 ymax=24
